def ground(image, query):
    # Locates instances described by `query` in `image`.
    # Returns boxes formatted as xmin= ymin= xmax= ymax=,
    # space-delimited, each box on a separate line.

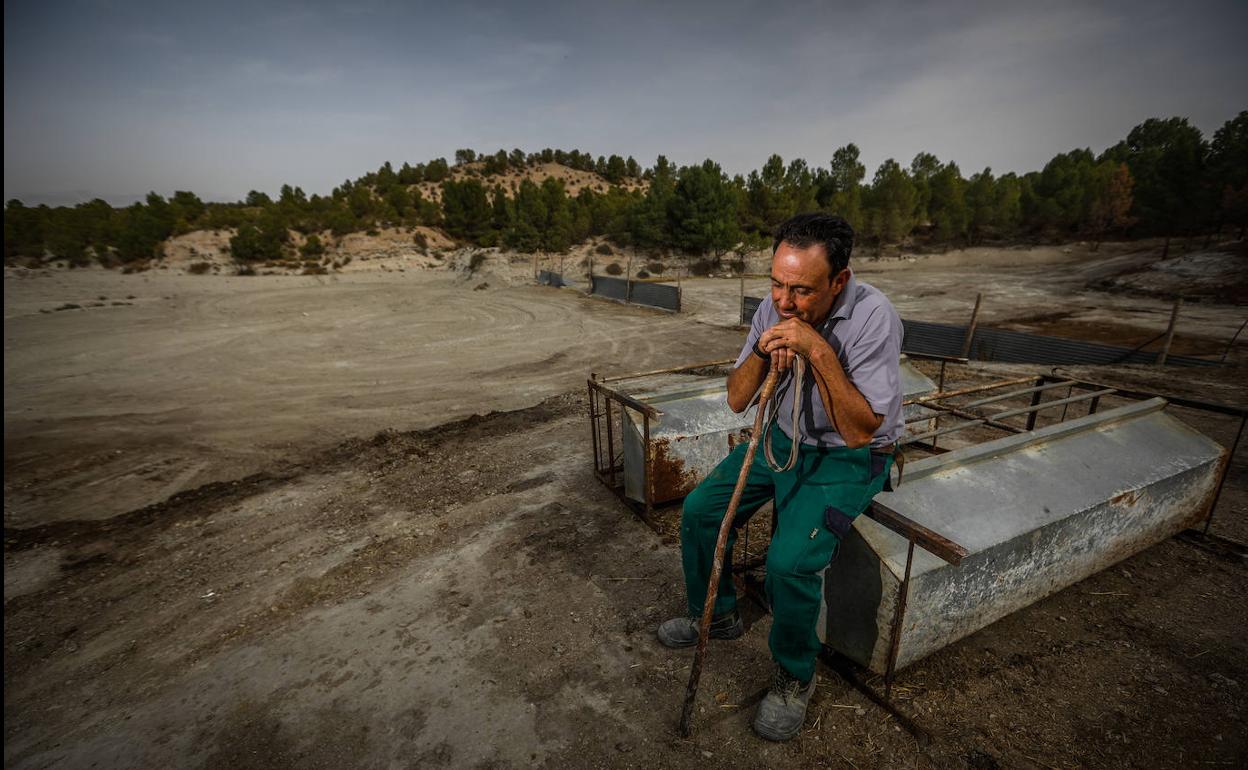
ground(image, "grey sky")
xmin=4 ymin=0 xmax=1246 ymax=205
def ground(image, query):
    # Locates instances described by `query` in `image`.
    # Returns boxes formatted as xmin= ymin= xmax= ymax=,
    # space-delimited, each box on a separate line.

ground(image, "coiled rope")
xmin=761 ymin=356 xmax=806 ymax=472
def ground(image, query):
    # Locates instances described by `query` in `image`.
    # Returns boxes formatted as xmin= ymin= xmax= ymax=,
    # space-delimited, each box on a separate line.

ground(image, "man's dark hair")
xmin=772 ymin=212 xmax=854 ymax=275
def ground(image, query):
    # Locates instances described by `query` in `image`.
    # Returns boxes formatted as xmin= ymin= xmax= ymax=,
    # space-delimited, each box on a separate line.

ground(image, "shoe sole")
xmin=657 ymin=626 xmax=743 ymax=649
xmin=753 ymin=723 xmax=800 ymax=742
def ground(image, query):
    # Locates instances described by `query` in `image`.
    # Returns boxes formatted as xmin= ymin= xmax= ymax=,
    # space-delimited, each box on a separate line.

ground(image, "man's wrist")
xmin=752 ymin=339 xmax=768 ymax=360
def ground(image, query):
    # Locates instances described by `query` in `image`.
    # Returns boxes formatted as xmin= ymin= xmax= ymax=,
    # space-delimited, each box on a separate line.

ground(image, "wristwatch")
xmin=752 ymin=339 xmax=768 ymax=360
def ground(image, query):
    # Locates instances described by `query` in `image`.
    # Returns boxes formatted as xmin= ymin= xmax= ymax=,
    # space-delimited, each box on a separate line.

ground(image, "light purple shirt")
xmin=734 ymin=272 xmax=903 ymax=449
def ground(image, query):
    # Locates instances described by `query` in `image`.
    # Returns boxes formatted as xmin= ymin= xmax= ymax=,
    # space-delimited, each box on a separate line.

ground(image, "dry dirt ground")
xmin=4 ymin=243 xmax=1247 ymax=769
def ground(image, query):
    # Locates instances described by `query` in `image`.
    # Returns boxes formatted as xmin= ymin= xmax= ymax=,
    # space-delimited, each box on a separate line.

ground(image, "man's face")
xmin=770 ymin=240 xmax=848 ymax=325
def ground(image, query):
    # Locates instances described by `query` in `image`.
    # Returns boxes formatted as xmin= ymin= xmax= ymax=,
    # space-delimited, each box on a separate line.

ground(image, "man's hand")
xmin=758 ymin=318 xmax=827 ymax=369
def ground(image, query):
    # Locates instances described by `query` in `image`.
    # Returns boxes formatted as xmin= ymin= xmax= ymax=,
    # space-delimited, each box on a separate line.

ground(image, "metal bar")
xmin=1048 ymin=374 xmax=1247 ymax=417
xmin=1088 ymin=395 xmax=1101 ymax=415
xmin=960 ymin=380 xmax=1078 ymax=409
xmin=732 ymin=552 xmax=767 ymax=572
xmin=628 ymin=275 xmax=682 ymax=284
xmin=918 ymin=401 xmax=1026 ymax=435
xmin=605 ymin=397 xmax=616 ymax=489
xmin=991 ymin=388 xmax=1117 ymax=421
xmin=819 ymin=650 xmax=931 ymax=745
xmin=902 ymin=440 xmax=951 ymax=455
xmin=588 ymin=380 xmax=602 ymax=475
xmin=905 ymin=410 xmax=937 ymax=425
xmin=1179 ymin=528 xmax=1248 ymax=560
xmin=899 ymin=352 xmax=970 ymax=365
xmin=1106 ymin=329 xmax=1168 ymax=365
xmin=598 ymin=359 xmax=736 ymax=383
xmin=902 ymin=418 xmax=987 ymax=446
xmin=1220 ymin=317 xmax=1247 ymax=363
xmin=960 ymin=292 xmax=982 ymax=359
xmin=866 ymin=501 xmax=969 ymax=566
xmin=593 ymin=388 xmax=662 ymax=420
xmin=1158 ymin=297 xmax=1182 ymax=365
xmin=625 ymin=256 xmax=634 ymax=303
xmin=1058 ymin=384 xmax=1075 ymax=423
xmin=905 ymin=376 xmax=1038 ymax=405
xmin=739 ymin=273 xmax=745 ymax=326
xmin=1025 ymin=377 xmax=1046 ymax=432
xmin=885 ymin=540 xmax=916 ymax=702
xmin=643 ymin=412 xmax=653 ymax=520
xmin=1203 ymin=413 xmax=1245 ymax=535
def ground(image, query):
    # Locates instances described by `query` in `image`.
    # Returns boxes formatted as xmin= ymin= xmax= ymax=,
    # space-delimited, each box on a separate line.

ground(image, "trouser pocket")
xmin=823 ymin=505 xmax=855 ymax=539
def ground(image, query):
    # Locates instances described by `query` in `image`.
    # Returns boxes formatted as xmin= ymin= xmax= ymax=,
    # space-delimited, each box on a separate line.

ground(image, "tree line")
xmin=4 ymin=112 xmax=1245 ymax=266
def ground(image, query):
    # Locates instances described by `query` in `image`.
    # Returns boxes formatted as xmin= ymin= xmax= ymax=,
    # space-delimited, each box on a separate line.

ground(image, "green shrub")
xmin=468 ymin=252 xmax=487 ymax=273
xmin=604 ymin=262 xmax=623 ymax=275
xmin=300 ymin=234 xmax=325 ymax=257
xmin=188 ymin=261 xmax=212 ymax=274
xmin=595 ymin=243 xmax=614 ymax=256
xmin=645 ymin=261 xmax=665 ymax=274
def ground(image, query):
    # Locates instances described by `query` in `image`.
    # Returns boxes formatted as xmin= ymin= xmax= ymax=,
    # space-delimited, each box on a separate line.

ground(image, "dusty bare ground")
xmin=4 ymin=243 xmax=1247 ymax=769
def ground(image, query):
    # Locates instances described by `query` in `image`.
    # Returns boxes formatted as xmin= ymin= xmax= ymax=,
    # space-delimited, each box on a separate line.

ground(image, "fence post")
xmin=739 ymin=273 xmax=746 ymax=326
xmin=960 ymin=293 xmax=983 ymax=359
xmin=626 ymin=254 xmax=634 ymax=303
xmin=1158 ymin=297 xmax=1182 ymax=365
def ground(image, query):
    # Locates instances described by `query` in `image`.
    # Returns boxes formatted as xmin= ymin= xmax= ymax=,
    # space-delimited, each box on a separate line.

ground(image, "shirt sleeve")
xmin=733 ymin=297 xmax=770 ymax=368
xmin=843 ymin=303 xmax=903 ymax=416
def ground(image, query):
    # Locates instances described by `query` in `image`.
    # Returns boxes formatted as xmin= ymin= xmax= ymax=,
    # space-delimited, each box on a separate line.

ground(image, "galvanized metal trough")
xmin=819 ymin=396 xmax=1228 ymax=674
xmin=589 ymin=361 xmax=1242 ymax=738
xmin=610 ymin=358 xmax=938 ymax=505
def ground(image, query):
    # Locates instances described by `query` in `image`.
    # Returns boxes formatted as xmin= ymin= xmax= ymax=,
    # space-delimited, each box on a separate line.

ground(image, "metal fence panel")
xmin=590 ymin=275 xmax=629 ymax=300
xmin=630 ymin=281 xmax=681 ymax=312
xmin=901 ymin=319 xmax=1216 ymax=367
xmin=741 ymin=295 xmax=764 ymax=326
xmin=537 ymin=270 xmax=566 ymax=287
xmin=590 ymin=275 xmax=680 ymax=311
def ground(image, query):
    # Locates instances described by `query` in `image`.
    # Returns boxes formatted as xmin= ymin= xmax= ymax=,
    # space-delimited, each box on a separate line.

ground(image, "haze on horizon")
xmin=4 ymin=0 xmax=1246 ymax=207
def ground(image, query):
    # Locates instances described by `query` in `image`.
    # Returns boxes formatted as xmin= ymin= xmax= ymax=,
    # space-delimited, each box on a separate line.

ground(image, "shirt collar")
xmin=828 ymin=270 xmax=858 ymax=323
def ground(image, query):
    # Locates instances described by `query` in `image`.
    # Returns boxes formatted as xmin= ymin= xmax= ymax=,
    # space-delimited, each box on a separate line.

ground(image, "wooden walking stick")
xmin=678 ymin=364 xmax=782 ymax=737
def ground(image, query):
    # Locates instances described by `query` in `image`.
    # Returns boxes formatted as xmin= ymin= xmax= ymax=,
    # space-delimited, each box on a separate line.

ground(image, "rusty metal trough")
xmin=601 ymin=358 xmax=938 ymax=506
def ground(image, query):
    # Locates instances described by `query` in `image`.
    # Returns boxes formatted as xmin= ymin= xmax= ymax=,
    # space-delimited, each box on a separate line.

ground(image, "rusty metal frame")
xmin=814 ymin=497 xmax=968 ymax=742
xmin=587 ymin=360 xmax=737 ymax=530
xmin=900 ymin=369 xmax=1246 ymax=541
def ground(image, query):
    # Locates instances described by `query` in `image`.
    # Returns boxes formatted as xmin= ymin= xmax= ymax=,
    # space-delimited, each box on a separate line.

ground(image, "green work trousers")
xmin=680 ymin=427 xmax=891 ymax=684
